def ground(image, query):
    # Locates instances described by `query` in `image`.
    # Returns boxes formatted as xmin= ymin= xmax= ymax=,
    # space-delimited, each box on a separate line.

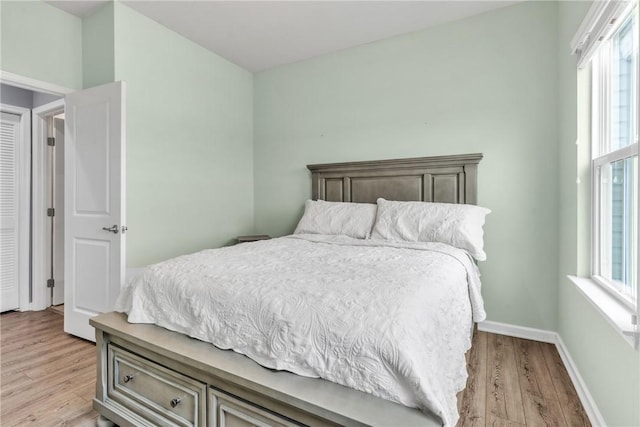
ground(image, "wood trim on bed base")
xmin=91 ymin=312 xmax=441 ymax=427
xmin=308 ymin=153 xmax=482 ymax=205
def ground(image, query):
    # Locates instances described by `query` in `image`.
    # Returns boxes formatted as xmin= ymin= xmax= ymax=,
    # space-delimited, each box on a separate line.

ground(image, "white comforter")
xmin=115 ymin=234 xmax=486 ymax=426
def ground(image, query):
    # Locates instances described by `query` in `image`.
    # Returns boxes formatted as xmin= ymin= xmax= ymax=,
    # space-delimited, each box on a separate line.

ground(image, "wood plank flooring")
xmin=0 ymin=310 xmax=590 ymax=427
xmin=0 ymin=309 xmax=98 ymax=426
xmin=456 ymin=331 xmax=590 ymax=427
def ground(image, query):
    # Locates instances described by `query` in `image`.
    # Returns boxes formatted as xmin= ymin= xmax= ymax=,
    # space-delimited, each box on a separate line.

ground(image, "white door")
xmin=52 ymin=117 xmax=65 ymax=306
xmin=64 ymin=82 xmax=126 ymax=341
xmin=0 ymin=112 xmax=22 ymax=312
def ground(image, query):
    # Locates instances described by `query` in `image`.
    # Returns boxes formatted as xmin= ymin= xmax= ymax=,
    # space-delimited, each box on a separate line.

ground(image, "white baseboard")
xmin=554 ymin=335 xmax=607 ymax=427
xmin=477 ymin=320 xmax=606 ymax=426
xmin=478 ymin=320 xmax=557 ymax=343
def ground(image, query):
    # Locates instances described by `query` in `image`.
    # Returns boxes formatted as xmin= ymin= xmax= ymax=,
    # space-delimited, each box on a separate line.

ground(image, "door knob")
xmin=102 ymin=225 xmax=119 ymax=234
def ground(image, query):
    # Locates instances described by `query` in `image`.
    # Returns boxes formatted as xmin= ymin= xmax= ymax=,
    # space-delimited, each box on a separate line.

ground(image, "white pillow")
xmin=371 ymin=198 xmax=491 ymax=260
xmin=294 ymin=200 xmax=377 ymax=239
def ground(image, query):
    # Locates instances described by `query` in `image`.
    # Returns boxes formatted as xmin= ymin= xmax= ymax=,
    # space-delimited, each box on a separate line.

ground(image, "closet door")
xmin=0 ymin=112 xmax=22 ymax=312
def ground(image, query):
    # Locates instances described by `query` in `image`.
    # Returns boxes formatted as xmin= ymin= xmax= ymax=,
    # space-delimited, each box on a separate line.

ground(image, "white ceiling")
xmin=47 ymin=0 xmax=110 ymax=17
xmin=47 ymin=1 xmax=519 ymax=72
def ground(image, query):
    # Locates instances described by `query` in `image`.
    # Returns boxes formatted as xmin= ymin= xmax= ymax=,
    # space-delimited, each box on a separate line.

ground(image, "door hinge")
xmin=47 ymin=208 xmax=55 ymax=217
xmin=47 ymin=137 xmax=55 ymax=147
xmin=632 ymin=314 xmax=638 ymax=326
xmin=46 ymin=278 xmax=55 ymax=288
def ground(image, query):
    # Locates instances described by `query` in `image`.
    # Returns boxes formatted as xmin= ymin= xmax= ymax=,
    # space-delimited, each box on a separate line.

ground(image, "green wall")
xmin=0 ymin=0 xmax=82 ymax=89
xmin=254 ymin=1 xmax=561 ymax=331
xmin=112 ymin=3 xmax=254 ymax=266
xmin=556 ymin=2 xmax=640 ymax=426
xmin=253 ymin=3 xmax=640 ymax=422
xmin=1 ymin=1 xmax=254 ymax=267
xmin=82 ymin=2 xmax=114 ymax=89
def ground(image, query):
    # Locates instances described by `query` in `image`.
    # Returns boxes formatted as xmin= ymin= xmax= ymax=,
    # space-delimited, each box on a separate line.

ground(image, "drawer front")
xmin=209 ymin=388 xmax=303 ymax=427
xmin=108 ymin=344 xmax=206 ymax=427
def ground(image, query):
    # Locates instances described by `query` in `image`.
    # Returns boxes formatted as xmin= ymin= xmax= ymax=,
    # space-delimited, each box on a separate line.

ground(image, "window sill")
xmin=568 ymin=275 xmax=639 ymax=349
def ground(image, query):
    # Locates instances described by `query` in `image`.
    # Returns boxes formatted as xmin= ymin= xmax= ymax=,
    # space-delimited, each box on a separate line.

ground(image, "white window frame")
xmin=590 ymin=3 xmax=639 ymax=312
xmin=591 ymin=150 xmax=638 ymax=309
xmin=570 ymin=0 xmax=639 ymax=350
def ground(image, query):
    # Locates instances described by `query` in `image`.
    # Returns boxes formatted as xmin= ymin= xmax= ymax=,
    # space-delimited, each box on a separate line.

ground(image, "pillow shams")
xmin=371 ymin=198 xmax=491 ymax=260
xmin=294 ymin=200 xmax=377 ymax=239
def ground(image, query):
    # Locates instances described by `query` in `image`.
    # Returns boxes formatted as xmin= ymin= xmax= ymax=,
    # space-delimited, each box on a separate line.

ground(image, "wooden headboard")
xmin=307 ymin=153 xmax=482 ymax=205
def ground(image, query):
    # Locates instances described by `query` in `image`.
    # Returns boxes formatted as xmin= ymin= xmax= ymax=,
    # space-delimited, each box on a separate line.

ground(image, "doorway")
xmin=0 ymin=83 xmax=65 ymax=314
xmin=1 ymin=74 xmax=126 ymax=342
xmin=32 ymin=100 xmax=67 ymax=315
xmin=46 ymin=112 xmax=66 ymax=309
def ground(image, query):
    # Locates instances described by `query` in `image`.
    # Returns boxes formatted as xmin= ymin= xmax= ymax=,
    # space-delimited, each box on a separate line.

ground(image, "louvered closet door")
xmin=0 ymin=112 xmax=22 ymax=312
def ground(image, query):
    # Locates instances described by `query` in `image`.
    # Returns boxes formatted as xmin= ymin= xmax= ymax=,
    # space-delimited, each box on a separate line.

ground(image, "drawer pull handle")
xmin=170 ymin=398 xmax=181 ymax=408
xmin=123 ymin=374 xmax=134 ymax=383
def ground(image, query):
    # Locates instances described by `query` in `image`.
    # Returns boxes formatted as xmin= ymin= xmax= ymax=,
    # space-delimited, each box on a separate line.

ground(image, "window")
xmin=591 ymin=4 xmax=639 ymax=310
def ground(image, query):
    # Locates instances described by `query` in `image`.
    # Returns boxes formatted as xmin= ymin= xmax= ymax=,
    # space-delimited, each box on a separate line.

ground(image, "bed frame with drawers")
xmin=91 ymin=153 xmax=483 ymax=427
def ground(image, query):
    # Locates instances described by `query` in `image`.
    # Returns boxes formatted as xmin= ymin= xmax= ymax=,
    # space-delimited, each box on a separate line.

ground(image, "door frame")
xmin=0 ymin=70 xmax=73 ymax=311
xmin=0 ymin=70 xmax=73 ymax=97
xmin=0 ymin=103 xmax=31 ymax=311
xmin=32 ymin=99 xmax=65 ymax=310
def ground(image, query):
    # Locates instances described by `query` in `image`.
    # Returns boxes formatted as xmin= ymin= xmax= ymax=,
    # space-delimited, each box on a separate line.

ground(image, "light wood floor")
xmin=0 ymin=309 xmax=98 ymax=426
xmin=1 ymin=310 xmax=589 ymax=427
xmin=457 ymin=331 xmax=590 ymax=427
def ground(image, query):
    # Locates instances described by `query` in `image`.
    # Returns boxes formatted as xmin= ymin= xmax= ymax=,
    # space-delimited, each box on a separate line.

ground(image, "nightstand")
xmin=236 ymin=235 xmax=271 ymax=244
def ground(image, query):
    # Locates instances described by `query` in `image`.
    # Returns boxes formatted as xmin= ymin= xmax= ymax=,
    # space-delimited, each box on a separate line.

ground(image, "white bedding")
xmin=115 ymin=234 xmax=486 ymax=426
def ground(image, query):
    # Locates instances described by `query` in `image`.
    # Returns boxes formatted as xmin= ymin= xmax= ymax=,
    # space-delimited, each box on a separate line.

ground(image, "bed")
xmin=91 ymin=153 xmax=485 ymax=427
